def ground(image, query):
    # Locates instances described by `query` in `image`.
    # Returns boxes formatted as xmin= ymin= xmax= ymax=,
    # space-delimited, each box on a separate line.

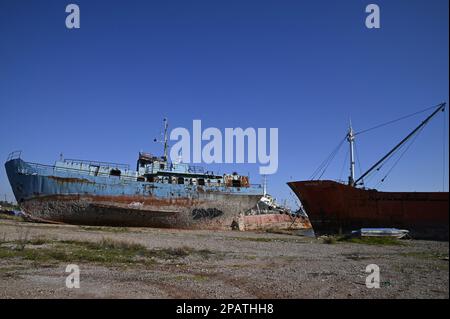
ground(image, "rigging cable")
xmin=443 ymin=106 xmax=448 ymax=191
xmin=317 ymin=137 xmax=346 ymax=180
xmin=357 ymin=108 xmax=438 ymax=187
xmin=363 ymin=136 xmax=411 ymax=187
xmin=354 ymin=103 xmax=442 ymax=136
xmin=339 ymin=148 xmax=349 ymax=182
xmin=374 ymin=124 xmax=426 ymax=189
xmin=309 ymin=135 xmax=347 ymax=180
xmin=353 ymin=140 xmax=363 ymax=183
xmin=309 ymin=103 xmax=446 ymax=183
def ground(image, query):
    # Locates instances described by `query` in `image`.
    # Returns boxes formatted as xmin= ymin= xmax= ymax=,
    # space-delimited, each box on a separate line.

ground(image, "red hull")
xmin=288 ymin=180 xmax=449 ymax=240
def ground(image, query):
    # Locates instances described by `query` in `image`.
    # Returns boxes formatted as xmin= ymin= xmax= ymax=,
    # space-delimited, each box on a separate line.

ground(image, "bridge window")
xmin=232 ymin=180 xmax=241 ymax=187
xmin=110 ymin=169 xmax=121 ymax=177
xmin=177 ymin=177 xmax=184 ymax=184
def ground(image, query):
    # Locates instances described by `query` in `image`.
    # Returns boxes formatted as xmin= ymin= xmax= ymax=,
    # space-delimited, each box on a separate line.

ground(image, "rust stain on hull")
xmin=240 ymin=214 xmax=312 ymax=231
xmin=47 ymin=176 xmax=94 ymax=184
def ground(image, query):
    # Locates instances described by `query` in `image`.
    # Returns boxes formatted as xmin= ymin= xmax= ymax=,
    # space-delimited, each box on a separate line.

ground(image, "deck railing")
xmin=64 ymin=158 xmax=130 ymax=170
xmin=19 ymin=161 xmax=138 ymax=182
xmin=17 ymin=160 xmax=262 ymax=188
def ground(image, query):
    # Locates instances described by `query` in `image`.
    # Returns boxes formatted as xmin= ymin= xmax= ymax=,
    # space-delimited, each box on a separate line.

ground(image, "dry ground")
xmin=0 ymin=217 xmax=448 ymax=299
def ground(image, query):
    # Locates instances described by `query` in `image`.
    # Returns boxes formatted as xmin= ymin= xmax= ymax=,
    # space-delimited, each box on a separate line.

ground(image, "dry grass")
xmin=0 ymin=213 xmax=25 ymax=222
xmin=339 ymin=236 xmax=404 ymax=246
xmin=0 ymin=236 xmax=215 ymax=266
xmin=318 ymin=235 xmax=404 ymax=246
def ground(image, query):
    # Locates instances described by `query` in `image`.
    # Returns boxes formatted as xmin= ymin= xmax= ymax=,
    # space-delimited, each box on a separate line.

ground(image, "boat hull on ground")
xmin=5 ymin=158 xmax=262 ymax=230
xmin=288 ymin=180 xmax=449 ymax=240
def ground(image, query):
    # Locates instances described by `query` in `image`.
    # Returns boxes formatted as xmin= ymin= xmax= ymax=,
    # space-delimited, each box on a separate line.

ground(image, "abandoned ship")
xmin=288 ymin=103 xmax=449 ymax=240
xmin=5 ymin=151 xmax=268 ymax=229
xmin=4 ymin=119 xmax=268 ymax=229
xmin=5 ymin=119 xmax=310 ymax=231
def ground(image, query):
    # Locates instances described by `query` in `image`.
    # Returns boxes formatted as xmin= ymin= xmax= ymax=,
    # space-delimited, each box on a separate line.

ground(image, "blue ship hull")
xmin=5 ymin=158 xmax=263 ymax=229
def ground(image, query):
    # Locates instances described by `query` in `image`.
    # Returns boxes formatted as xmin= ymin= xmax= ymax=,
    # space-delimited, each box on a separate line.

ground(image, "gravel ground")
xmin=0 ymin=218 xmax=448 ymax=299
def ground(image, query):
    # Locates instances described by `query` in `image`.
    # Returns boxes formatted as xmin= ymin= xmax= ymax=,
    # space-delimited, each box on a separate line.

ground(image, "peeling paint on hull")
xmin=19 ymin=194 xmax=260 ymax=229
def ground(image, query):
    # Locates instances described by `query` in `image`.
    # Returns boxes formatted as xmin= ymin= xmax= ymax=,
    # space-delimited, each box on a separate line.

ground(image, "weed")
xmin=0 ymin=238 xmax=215 ymax=265
xmin=339 ymin=237 xmax=403 ymax=246
xmin=321 ymin=236 xmax=337 ymax=244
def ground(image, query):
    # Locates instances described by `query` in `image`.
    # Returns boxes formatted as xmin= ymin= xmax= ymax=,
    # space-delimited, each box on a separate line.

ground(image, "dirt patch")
xmin=0 ymin=219 xmax=448 ymax=299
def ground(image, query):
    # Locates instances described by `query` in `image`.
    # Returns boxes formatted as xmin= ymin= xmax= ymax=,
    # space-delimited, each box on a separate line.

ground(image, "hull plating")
xmin=5 ymin=159 xmax=263 ymax=229
xmin=288 ymin=180 xmax=449 ymax=240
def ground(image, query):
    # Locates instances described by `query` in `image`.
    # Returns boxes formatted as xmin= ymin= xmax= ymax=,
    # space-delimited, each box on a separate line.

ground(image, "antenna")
xmin=262 ymin=175 xmax=267 ymax=196
xmin=154 ymin=118 xmax=169 ymax=161
xmin=177 ymin=149 xmax=183 ymax=164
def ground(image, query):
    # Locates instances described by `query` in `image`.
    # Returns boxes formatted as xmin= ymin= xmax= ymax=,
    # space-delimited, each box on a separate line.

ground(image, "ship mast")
xmin=354 ymin=102 xmax=446 ymax=187
xmin=163 ymin=118 xmax=169 ymax=161
xmin=347 ymin=122 xmax=356 ymax=186
xmin=154 ymin=118 xmax=169 ymax=161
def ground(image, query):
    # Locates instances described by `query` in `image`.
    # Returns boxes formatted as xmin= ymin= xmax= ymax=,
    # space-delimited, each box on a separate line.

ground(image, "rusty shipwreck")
xmin=5 ymin=119 xmax=310 ymax=231
xmin=5 ymin=151 xmax=267 ymax=229
xmin=288 ymin=103 xmax=449 ymax=240
xmin=4 ymin=119 xmax=269 ymax=229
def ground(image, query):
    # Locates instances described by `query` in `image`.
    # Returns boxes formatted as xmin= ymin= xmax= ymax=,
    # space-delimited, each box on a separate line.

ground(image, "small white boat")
xmin=351 ymin=228 xmax=410 ymax=239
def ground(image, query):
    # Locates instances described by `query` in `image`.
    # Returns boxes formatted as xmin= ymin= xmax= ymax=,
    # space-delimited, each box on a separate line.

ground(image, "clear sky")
xmin=0 ymin=0 xmax=448 ymax=206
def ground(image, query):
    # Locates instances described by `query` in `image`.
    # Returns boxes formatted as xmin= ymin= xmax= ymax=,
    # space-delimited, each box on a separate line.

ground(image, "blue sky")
xmin=0 ymin=0 xmax=448 ymax=205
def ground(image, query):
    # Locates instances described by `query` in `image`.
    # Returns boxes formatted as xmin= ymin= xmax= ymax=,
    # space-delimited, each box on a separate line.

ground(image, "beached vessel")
xmin=4 ymin=120 xmax=264 ymax=229
xmin=288 ymin=103 xmax=449 ymax=240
